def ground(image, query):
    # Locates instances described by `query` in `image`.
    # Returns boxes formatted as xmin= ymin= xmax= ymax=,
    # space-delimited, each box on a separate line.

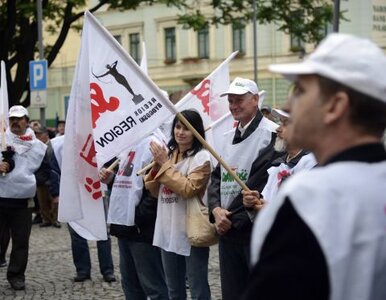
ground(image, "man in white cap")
xmin=242 ymin=106 xmax=317 ymax=211
xmin=207 ymin=77 xmax=278 ymax=300
xmin=242 ymin=33 xmax=386 ymax=300
xmin=0 ymin=105 xmax=47 ymax=290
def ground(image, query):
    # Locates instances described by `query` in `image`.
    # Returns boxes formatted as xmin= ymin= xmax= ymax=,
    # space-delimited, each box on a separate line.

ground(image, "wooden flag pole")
xmin=176 ymin=112 xmax=250 ymax=191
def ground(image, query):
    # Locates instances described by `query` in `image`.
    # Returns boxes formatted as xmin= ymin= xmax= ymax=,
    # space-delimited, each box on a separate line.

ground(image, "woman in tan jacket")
xmin=144 ymin=110 xmax=212 ymax=300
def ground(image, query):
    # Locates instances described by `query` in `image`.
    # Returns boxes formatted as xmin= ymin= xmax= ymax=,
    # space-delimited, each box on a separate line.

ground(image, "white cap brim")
xmin=220 ymin=87 xmax=250 ymax=97
xmin=268 ymin=62 xmax=319 ymax=81
xmin=272 ymin=108 xmax=290 ymax=119
xmin=9 ymin=113 xmax=27 ymax=118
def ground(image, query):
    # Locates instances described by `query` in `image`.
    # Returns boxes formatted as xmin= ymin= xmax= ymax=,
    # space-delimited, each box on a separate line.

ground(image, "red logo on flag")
xmin=80 ymin=134 xmax=97 ymax=167
xmin=90 ymin=82 xmax=120 ymax=128
xmin=84 ymin=176 xmax=102 ymax=200
xmin=191 ymin=79 xmax=210 ymax=115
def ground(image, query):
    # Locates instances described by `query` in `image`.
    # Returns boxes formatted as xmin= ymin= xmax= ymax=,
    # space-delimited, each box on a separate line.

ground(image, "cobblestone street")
xmin=0 ymin=224 xmax=221 ymax=299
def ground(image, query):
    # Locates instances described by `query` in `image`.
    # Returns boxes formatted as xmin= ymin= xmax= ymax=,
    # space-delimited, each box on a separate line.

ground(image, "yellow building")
xmin=29 ymin=0 xmax=386 ymax=124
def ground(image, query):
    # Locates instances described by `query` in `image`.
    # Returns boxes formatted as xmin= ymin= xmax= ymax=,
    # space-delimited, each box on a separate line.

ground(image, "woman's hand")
xmin=99 ymin=167 xmax=114 ymax=184
xmin=150 ymin=141 xmax=168 ymax=167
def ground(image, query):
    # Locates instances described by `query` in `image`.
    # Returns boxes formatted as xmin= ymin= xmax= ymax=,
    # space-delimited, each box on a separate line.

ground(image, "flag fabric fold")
xmin=1 ymin=61 xmax=9 ymax=147
xmin=59 ymin=11 xmax=178 ymax=240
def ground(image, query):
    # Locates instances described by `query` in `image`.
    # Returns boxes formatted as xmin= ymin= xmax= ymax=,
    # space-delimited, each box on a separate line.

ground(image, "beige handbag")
xmin=186 ymin=196 xmax=218 ymax=247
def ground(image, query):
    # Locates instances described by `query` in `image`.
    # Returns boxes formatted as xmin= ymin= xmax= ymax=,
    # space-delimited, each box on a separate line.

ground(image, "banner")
xmin=0 ymin=61 xmax=9 ymax=149
xmin=206 ymin=111 xmax=237 ymax=158
xmin=58 ymin=14 xmax=109 ymax=240
xmin=85 ymin=12 xmax=176 ymax=168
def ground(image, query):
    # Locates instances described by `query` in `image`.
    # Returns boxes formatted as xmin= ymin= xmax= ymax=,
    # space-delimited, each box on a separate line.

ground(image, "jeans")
xmin=218 ymin=239 xmax=250 ymax=300
xmin=118 ymin=238 xmax=169 ymax=300
xmin=161 ymin=246 xmax=211 ymax=300
xmin=68 ymin=225 xmax=114 ymax=276
xmin=0 ymin=206 xmax=32 ymax=283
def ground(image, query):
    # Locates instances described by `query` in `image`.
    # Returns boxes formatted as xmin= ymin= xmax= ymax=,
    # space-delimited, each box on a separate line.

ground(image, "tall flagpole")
xmin=37 ymin=0 xmax=46 ymax=125
xmin=252 ymin=0 xmax=258 ymax=82
xmin=333 ymin=0 xmax=340 ymax=32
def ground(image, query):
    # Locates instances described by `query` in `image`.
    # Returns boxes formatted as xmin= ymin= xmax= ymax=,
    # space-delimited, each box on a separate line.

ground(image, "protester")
xmin=242 ymin=106 xmax=317 ymax=211
xmin=34 ymin=126 xmax=60 ymax=228
xmin=260 ymin=105 xmax=274 ymax=121
xmin=29 ymin=120 xmax=43 ymax=224
xmin=49 ymin=136 xmax=116 ymax=283
xmin=144 ymin=110 xmax=212 ymax=300
xmin=207 ymin=77 xmax=277 ymax=300
xmin=0 ymin=105 xmax=48 ymax=290
xmin=100 ymin=130 xmax=169 ymax=300
xmin=55 ymin=120 xmax=65 ymax=137
xmin=243 ymin=33 xmax=386 ymax=300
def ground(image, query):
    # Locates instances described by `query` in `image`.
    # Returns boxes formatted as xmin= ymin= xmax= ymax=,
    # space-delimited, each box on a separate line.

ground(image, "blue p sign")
xmin=29 ymin=60 xmax=47 ymax=91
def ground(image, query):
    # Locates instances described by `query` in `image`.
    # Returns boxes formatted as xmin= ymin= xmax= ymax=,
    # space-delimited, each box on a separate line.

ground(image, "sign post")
xmin=29 ymin=60 xmax=47 ymax=111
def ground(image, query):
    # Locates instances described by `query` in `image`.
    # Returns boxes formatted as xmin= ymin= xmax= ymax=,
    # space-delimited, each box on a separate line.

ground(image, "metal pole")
xmin=333 ymin=0 xmax=340 ymax=32
xmin=37 ymin=0 xmax=46 ymax=125
xmin=252 ymin=0 xmax=257 ymax=83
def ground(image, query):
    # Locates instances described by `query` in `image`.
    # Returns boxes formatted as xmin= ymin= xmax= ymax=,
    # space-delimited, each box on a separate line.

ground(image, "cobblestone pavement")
xmin=0 ymin=224 xmax=222 ymax=299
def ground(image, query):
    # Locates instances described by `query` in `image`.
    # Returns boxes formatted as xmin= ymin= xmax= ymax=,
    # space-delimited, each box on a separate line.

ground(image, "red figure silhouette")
xmin=191 ymin=79 xmax=210 ymax=115
xmin=90 ymin=82 xmax=120 ymax=128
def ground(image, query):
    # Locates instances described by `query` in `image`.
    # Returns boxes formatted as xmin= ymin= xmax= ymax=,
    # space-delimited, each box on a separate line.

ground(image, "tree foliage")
xmin=0 ymin=0 xmax=334 ymax=107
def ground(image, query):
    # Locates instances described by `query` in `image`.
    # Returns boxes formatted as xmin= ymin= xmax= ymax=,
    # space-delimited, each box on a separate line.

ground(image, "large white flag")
xmin=58 ymin=14 xmax=108 ymax=240
xmin=59 ymin=12 xmax=177 ymax=240
xmin=0 ymin=61 xmax=9 ymax=146
xmin=86 ymin=12 xmax=176 ymax=168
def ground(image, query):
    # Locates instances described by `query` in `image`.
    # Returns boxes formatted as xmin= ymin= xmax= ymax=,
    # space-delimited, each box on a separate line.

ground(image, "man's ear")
xmin=323 ymin=91 xmax=350 ymax=125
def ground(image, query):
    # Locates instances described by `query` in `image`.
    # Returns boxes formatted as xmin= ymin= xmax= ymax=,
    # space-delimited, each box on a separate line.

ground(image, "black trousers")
xmin=0 ymin=206 xmax=32 ymax=283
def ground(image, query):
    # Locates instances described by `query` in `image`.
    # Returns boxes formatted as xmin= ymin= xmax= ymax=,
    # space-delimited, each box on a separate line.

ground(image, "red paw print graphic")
xmin=84 ymin=177 xmax=102 ymax=200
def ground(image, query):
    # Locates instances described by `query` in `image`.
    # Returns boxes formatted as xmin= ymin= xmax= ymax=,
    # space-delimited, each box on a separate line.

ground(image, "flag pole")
xmin=136 ymin=113 xmax=250 ymax=191
xmin=176 ymin=112 xmax=250 ymax=191
xmin=136 ymin=118 xmax=232 ymax=176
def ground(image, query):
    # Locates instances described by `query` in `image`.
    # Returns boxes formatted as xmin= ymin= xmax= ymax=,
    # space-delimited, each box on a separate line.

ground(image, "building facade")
xmin=29 ymin=0 xmax=386 ymax=123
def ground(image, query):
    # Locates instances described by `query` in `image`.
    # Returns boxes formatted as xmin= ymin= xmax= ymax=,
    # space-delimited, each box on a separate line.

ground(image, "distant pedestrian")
xmin=0 ymin=106 xmax=48 ymax=290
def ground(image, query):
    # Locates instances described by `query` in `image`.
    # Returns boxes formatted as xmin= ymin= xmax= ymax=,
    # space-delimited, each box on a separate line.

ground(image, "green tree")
xmin=0 ymin=0 xmax=334 ymax=107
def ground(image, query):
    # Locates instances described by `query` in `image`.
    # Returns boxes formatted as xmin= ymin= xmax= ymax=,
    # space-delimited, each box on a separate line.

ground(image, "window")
xmin=315 ymin=7 xmax=333 ymax=42
xmin=198 ymin=26 xmax=209 ymax=58
xmin=232 ymin=24 xmax=246 ymax=54
xmin=290 ymin=34 xmax=305 ymax=52
xmin=113 ymin=35 xmax=121 ymax=44
xmin=129 ymin=33 xmax=141 ymax=64
xmin=164 ymin=27 xmax=176 ymax=62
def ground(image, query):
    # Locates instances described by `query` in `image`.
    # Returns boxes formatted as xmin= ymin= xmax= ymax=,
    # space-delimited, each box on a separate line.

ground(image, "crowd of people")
xmin=1 ymin=32 xmax=386 ymax=300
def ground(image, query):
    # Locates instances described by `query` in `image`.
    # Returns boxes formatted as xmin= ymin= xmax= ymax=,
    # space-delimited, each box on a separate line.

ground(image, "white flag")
xmin=140 ymin=42 xmax=148 ymax=75
xmin=58 ymin=13 xmax=106 ymax=240
xmin=85 ymin=12 xmax=176 ymax=168
xmin=59 ymin=12 xmax=177 ymax=240
xmin=206 ymin=112 xmax=237 ymax=158
xmin=176 ymin=52 xmax=237 ymax=126
xmin=0 ymin=61 xmax=9 ymax=148
xmin=159 ymin=52 xmax=237 ymax=141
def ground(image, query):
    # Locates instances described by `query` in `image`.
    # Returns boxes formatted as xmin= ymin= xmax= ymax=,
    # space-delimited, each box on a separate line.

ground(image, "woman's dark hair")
xmin=167 ymin=110 xmax=206 ymax=158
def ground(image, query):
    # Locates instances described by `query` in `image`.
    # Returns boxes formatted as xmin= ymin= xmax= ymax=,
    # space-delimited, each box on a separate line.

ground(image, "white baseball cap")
xmin=9 ymin=105 xmax=29 ymax=118
xmin=272 ymin=108 xmax=290 ymax=119
xmin=221 ymin=77 xmax=266 ymax=99
xmin=269 ymin=33 xmax=386 ymax=103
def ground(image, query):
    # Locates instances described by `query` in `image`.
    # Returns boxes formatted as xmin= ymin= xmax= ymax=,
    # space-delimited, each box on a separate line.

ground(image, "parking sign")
xmin=29 ymin=60 xmax=47 ymax=108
